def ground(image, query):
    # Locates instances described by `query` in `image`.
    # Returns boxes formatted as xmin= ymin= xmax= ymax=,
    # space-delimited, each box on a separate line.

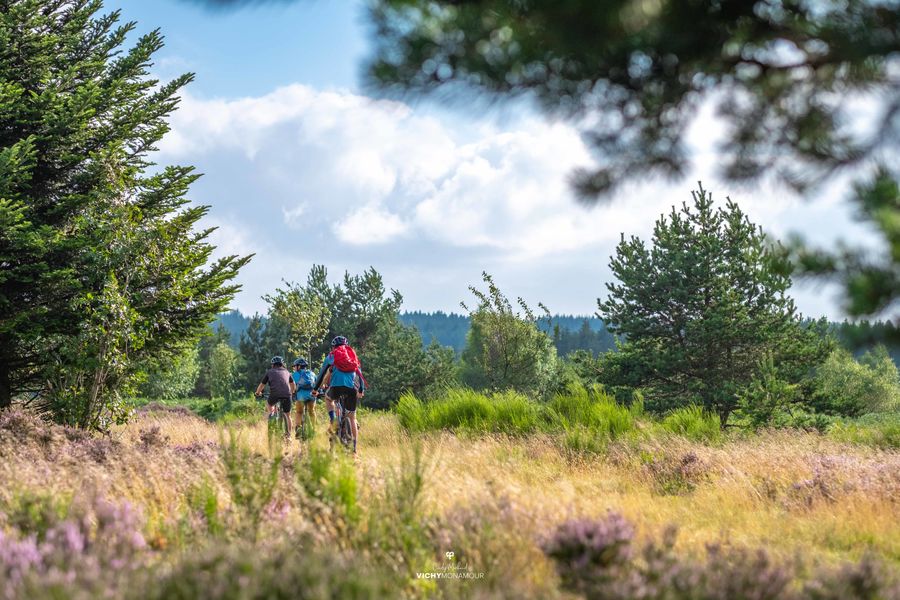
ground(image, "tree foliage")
xmin=807 ymin=345 xmax=900 ymax=417
xmin=263 ymin=280 xmax=331 ymax=364
xmin=599 ymin=185 xmax=830 ymax=425
xmin=460 ymin=272 xmax=557 ymax=396
xmin=367 ymin=0 xmax=898 ymax=198
xmin=363 ymin=319 xmax=457 ymax=409
xmin=306 ymin=265 xmax=403 ymax=356
xmin=137 ymin=345 xmax=200 ymax=401
xmin=0 ymin=1 xmax=248 ymax=427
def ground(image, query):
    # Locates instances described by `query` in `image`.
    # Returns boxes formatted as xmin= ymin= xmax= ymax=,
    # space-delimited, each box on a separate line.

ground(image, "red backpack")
xmin=332 ymin=344 xmax=360 ymax=373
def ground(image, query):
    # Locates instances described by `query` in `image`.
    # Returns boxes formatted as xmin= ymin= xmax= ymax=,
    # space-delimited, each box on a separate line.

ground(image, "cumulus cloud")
xmin=162 ymin=83 xmax=867 ymax=318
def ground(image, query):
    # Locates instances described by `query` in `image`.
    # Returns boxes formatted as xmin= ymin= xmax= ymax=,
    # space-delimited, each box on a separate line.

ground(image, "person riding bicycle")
xmin=312 ymin=336 xmax=366 ymax=454
xmin=255 ymin=356 xmax=296 ymax=439
xmin=291 ymin=358 xmax=317 ymax=439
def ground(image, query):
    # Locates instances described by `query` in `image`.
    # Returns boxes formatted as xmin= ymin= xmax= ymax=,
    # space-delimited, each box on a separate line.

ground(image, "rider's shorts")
xmin=330 ymin=385 xmax=358 ymax=413
xmin=267 ymin=396 xmax=291 ymax=414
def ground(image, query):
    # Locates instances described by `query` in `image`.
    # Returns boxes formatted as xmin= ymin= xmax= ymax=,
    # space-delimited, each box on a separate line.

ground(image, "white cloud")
xmin=160 ymin=84 xmax=869 ymax=319
xmin=337 ymin=204 xmax=408 ymax=245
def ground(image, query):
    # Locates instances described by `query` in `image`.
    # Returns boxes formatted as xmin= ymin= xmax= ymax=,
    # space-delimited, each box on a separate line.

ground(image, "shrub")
xmin=542 ymin=514 xmax=900 ymax=600
xmin=396 ymin=392 xmax=427 ymax=432
xmin=808 ymin=347 xmax=900 ymax=417
xmin=139 ymin=539 xmax=399 ymax=600
xmin=0 ymin=497 xmax=148 ymax=600
xmin=828 ymin=414 xmax=900 ymax=450
xmin=549 ymin=385 xmax=636 ymax=440
xmin=643 ymin=450 xmax=710 ymax=495
xmin=541 ymin=513 xmax=634 ymax=594
xmin=661 ymin=405 xmax=721 ymax=443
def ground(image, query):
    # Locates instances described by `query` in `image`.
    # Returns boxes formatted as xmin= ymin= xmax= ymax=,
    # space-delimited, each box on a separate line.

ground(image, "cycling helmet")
xmin=330 ymin=335 xmax=348 ymax=348
xmin=271 ymin=356 xmax=284 ymax=366
xmin=293 ymin=358 xmax=309 ymax=368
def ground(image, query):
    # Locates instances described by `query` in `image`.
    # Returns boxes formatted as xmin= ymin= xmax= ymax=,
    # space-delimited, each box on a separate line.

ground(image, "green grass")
xmin=828 ymin=413 xmax=900 ymax=449
xmin=397 ymin=385 xmax=638 ymax=454
xmin=660 ymin=405 xmax=722 ymax=443
xmin=130 ymin=395 xmax=262 ymax=423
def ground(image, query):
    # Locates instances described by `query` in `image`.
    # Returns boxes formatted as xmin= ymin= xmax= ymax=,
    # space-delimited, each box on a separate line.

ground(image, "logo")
xmin=414 ymin=550 xmax=485 ymax=581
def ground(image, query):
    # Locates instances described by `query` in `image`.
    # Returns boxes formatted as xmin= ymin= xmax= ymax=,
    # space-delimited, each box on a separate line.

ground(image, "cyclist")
xmin=313 ymin=336 xmax=366 ymax=454
xmin=255 ymin=356 xmax=295 ymax=439
xmin=291 ymin=358 xmax=317 ymax=439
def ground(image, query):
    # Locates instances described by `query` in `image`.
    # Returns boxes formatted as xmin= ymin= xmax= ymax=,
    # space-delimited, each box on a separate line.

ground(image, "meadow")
xmin=1 ymin=388 xmax=898 ymax=599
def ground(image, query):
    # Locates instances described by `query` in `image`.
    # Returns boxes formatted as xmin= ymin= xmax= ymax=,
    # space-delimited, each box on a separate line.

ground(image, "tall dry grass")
xmin=106 ymin=406 xmax=900 ymax=565
xmin=1 ymin=403 xmax=898 ymax=598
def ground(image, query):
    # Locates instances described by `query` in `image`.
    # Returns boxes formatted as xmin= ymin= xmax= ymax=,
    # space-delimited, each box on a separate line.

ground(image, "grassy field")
xmin=0 ymin=400 xmax=898 ymax=598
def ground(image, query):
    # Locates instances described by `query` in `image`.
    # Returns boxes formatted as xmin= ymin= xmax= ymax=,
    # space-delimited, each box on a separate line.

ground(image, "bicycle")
xmin=257 ymin=392 xmax=291 ymax=444
xmin=297 ymin=398 xmax=317 ymax=441
xmin=334 ymin=397 xmax=353 ymax=450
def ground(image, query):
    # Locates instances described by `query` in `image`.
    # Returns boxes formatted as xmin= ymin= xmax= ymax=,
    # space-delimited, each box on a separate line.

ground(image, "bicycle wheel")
xmin=339 ymin=415 xmax=353 ymax=448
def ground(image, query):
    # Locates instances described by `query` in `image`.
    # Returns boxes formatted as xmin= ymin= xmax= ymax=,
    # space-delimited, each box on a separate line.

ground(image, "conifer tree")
xmin=0 ymin=1 xmax=248 ymax=427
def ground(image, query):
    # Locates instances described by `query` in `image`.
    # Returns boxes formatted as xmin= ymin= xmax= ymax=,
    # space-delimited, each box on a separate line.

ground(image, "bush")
xmin=0 ymin=497 xmax=149 ymax=600
xmin=548 ymin=385 xmax=636 ymax=440
xmin=542 ymin=514 xmax=900 ymax=600
xmin=808 ymin=347 xmax=900 ymax=417
xmin=139 ymin=540 xmax=399 ymax=600
xmin=396 ymin=388 xmax=542 ymax=436
xmin=828 ymin=414 xmax=900 ymax=450
xmin=643 ymin=450 xmax=710 ymax=495
xmin=661 ymin=405 xmax=721 ymax=443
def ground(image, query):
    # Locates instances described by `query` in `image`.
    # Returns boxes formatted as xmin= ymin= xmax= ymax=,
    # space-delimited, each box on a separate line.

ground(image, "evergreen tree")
xmin=599 ymin=185 xmax=829 ymax=425
xmin=364 ymin=319 xmax=456 ymax=409
xmin=367 ymin=1 xmax=897 ymax=197
xmin=0 ymin=1 xmax=247 ymax=427
xmin=238 ymin=314 xmax=269 ymax=390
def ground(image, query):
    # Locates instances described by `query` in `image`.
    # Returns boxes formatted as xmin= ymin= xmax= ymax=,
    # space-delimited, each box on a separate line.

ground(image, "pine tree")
xmin=0 ymin=1 xmax=248 ymax=427
xmin=599 ymin=185 xmax=829 ymax=425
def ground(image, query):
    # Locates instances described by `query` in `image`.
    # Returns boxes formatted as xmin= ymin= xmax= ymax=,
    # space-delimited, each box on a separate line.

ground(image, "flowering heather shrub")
xmin=0 ymin=497 xmax=148 ymax=600
xmin=541 ymin=513 xmax=634 ymax=593
xmin=138 ymin=425 xmax=170 ymax=449
xmin=76 ymin=436 xmax=122 ymax=463
xmin=0 ymin=409 xmax=53 ymax=446
xmin=138 ymin=538 xmax=399 ymax=600
xmin=544 ymin=515 xmax=900 ymax=600
xmin=804 ymin=556 xmax=900 ymax=600
xmin=644 ymin=450 xmax=709 ymax=495
xmin=172 ymin=440 xmax=219 ymax=461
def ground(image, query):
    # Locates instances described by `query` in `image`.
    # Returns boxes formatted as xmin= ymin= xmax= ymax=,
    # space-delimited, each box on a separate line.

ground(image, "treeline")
xmin=215 ymin=309 xmax=900 ymax=364
xmin=141 ymin=189 xmax=900 ymax=431
xmin=212 ymin=310 xmax=618 ymax=357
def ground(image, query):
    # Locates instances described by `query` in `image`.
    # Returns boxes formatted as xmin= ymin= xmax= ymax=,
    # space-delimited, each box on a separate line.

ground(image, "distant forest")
xmin=212 ymin=310 xmax=899 ymax=362
xmin=212 ymin=310 xmax=616 ymax=357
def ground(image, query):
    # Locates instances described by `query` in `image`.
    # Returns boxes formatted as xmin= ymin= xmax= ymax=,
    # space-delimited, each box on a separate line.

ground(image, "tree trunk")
xmin=0 ymin=360 xmax=10 ymax=409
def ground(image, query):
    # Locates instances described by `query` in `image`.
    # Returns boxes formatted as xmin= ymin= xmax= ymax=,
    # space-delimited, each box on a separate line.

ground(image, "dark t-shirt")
xmin=260 ymin=367 xmax=292 ymax=399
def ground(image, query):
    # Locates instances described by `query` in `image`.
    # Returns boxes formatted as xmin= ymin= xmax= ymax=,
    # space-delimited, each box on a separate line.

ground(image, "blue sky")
xmin=105 ymin=0 xmax=870 ymax=320
xmin=108 ymin=0 xmax=369 ymax=95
